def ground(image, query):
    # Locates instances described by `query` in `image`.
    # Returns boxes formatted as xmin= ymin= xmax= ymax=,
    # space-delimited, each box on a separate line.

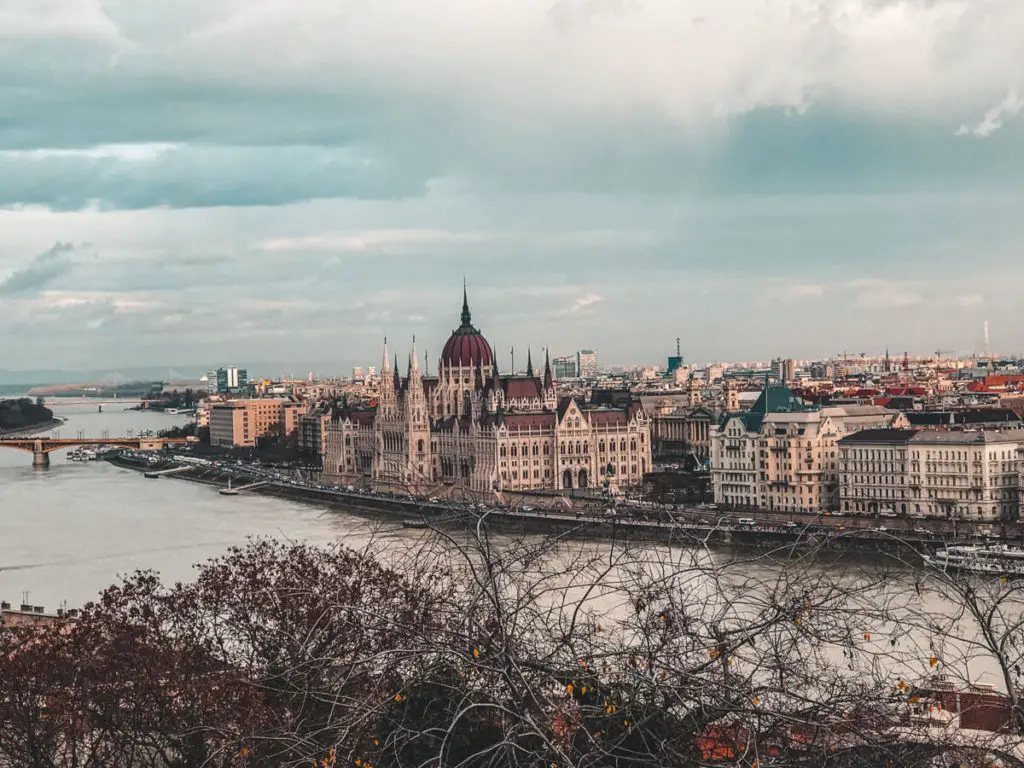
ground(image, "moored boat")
xmin=923 ymin=544 xmax=1024 ymax=576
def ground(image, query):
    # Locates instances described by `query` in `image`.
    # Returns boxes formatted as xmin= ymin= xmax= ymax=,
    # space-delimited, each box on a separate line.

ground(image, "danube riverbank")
xmin=107 ymin=453 xmax=949 ymax=558
xmin=0 ymin=417 xmax=64 ymax=437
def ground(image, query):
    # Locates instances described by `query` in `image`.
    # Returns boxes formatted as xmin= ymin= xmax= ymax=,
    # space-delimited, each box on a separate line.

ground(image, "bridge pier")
xmin=32 ymin=445 xmax=50 ymax=469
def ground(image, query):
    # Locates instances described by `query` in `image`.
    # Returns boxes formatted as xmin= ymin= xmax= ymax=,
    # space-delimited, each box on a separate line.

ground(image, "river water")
xmin=0 ymin=401 xmax=403 ymax=610
xmin=1 ymin=401 xmax=1014 ymax=691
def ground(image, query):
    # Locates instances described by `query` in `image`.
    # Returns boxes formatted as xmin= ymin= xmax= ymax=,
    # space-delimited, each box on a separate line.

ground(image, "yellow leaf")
xmin=794 ymin=618 xmax=801 ymax=625
xmin=1002 ymin=577 xmax=1008 ymax=584
xmin=752 ymin=697 xmax=760 ymax=705
xmin=581 ymin=686 xmax=587 ymax=695
xmin=659 ymin=614 xmax=665 ymax=622
xmin=566 ymin=684 xmax=574 ymax=694
xmin=623 ymin=719 xmax=630 ymax=727
xmin=863 ymin=632 xmax=871 ymax=641
xmin=473 ymin=648 xmax=479 ymax=658
xmin=929 ymin=657 xmax=939 ymax=667
xmin=394 ymin=694 xmax=402 ymax=702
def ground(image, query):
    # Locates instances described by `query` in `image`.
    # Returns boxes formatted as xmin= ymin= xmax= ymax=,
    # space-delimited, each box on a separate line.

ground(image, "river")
xmin=0 ymin=401 xmax=402 ymax=610
xmin=0 ymin=401 xmax=1013 ymax=691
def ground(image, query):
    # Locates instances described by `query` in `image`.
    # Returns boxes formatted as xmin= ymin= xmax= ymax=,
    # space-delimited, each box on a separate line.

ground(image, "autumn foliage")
xmin=1 ymin=535 xmax=1022 ymax=767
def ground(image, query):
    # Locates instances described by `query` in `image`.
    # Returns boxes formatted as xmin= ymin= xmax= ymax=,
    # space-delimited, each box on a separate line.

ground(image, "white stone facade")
xmin=711 ymin=386 xmax=908 ymax=513
xmin=838 ymin=429 xmax=1024 ymax=521
xmin=316 ymin=292 xmax=651 ymax=497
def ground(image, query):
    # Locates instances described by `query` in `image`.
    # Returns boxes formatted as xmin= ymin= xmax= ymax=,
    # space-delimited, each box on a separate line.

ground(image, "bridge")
xmin=0 ymin=437 xmax=192 ymax=468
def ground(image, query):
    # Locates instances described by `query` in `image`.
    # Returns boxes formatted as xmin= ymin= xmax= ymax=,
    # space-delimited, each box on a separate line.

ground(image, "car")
xmin=785 ymin=521 xmax=798 ymax=528
xmin=913 ymin=527 xmax=929 ymax=535
xmin=523 ymin=505 xmax=535 ymax=512
xmin=737 ymin=518 xmax=757 ymax=527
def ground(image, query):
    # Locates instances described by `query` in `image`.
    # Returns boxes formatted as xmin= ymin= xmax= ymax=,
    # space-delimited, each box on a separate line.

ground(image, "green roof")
xmin=750 ymin=385 xmax=816 ymax=415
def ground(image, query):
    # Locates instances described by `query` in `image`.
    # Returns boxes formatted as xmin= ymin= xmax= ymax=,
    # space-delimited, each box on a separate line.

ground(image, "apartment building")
xmin=210 ymin=398 xmax=304 ymax=447
xmin=711 ymin=385 xmax=907 ymax=512
xmin=838 ymin=429 xmax=1024 ymax=521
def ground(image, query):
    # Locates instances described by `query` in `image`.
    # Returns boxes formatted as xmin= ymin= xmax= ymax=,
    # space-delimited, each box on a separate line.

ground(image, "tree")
xmin=3 ymin=531 xmax=1023 ymax=767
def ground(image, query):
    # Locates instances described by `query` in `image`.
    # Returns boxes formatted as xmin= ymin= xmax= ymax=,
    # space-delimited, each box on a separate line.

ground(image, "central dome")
xmin=441 ymin=287 xmax=494 ymax=368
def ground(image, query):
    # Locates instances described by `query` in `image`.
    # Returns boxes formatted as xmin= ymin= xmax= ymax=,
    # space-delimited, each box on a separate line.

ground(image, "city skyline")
xmin=1 ymin=1 xmax=1022 ymax=371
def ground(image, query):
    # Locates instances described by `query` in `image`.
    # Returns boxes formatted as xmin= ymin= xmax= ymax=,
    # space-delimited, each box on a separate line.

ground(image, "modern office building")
xmin=577 ymin=349 xmax=599 ymax=378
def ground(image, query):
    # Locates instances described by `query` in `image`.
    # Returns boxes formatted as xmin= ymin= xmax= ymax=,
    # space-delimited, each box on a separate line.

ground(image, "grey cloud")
xmin=0 ymin=144 xmax=429 ymax=211
xmin=0 ymin=242 xmax=76 ymax=296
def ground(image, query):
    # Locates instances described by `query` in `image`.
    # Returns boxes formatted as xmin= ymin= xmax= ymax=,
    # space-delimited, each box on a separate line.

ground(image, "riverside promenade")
xmin=106 ymin=453 xmax=996 ymax=556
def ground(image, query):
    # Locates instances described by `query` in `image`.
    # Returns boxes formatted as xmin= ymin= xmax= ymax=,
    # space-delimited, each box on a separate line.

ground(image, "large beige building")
xmin=210 ymin=399 xmax=304 ymax=447
xmin=838 ymin=428 xmax=1024 ymax=521
xmin=711 ymin=385 xmax=908 ymax=512
xmin=309 ymin=291 xmax=652 ymax=496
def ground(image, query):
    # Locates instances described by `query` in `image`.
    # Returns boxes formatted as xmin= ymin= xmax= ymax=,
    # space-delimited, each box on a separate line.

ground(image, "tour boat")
xmin=923 ymin=545 xmax=1024 ymax=577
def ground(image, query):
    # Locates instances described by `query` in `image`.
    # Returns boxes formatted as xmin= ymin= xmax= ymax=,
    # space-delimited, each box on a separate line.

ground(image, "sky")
xmin=1 ymin=0 xmax=1022 ymax=377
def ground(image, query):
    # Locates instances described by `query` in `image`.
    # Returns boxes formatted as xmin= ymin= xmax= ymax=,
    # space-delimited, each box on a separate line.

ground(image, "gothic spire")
xmin=461 ymin=278 xmax=472 ymax=327
xmin=410 ymin=335 xmax=421 ymax=375
xmin=381 ymin=337 xmax=390 ymax=373
xmin=543 ymin=347 xmax=553 ymax=390
xmin=526 ymin=347 xmax=534 ymax=378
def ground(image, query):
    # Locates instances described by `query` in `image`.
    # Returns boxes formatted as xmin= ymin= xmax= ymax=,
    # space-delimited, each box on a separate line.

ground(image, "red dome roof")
xmin=441 ymin=287 xmax=494 ymax=368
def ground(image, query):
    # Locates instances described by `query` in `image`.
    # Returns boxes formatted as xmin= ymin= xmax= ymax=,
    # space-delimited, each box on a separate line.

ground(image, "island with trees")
xmin=0 ymin=397 xmax=60 ymax=435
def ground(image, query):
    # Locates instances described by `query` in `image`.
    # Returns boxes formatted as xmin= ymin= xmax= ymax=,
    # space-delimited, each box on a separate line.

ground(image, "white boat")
xmin=923 ymin=544 xmax=1024 ymax=576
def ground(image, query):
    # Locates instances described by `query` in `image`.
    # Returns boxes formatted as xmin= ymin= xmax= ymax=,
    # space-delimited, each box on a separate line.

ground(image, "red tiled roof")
xmin=503 ymin=378 xmax=542 ymax=400
xmin=441 ymin=331 xmax=494 ymax=368
xmin=588 ymin=410 xmax=628 ymax=427
xmin=504 ymin=413 xmax=555 ymax=431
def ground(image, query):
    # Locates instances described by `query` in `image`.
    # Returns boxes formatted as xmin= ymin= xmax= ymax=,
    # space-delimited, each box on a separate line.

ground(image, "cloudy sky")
xmin=1 ymin=0 xmax=1022 ymax=375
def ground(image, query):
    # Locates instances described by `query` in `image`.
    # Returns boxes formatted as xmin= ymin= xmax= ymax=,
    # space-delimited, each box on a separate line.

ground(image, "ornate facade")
xmin=317 ymin=290 xmax=652 ymax=496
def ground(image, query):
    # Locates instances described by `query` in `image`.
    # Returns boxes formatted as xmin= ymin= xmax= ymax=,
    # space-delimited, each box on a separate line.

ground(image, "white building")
xmin=711 ymin=385 xmax=907 ymax=512
xmin=577 ymin=349 xmax=598 ymax=378
xmin=311 ymin=291 xmax=651 ymax=496
xmin=838 ymin=428 xmax=1024 ymax=521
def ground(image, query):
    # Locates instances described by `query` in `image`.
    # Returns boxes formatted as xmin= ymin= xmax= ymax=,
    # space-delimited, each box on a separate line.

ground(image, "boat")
xmin=66 ymin=446 xmax=101 ymax=462
xmin=401 ymin=520 xmax=429 ymax=529
xmin=923 ymin=545 xmax=1024 ymax=576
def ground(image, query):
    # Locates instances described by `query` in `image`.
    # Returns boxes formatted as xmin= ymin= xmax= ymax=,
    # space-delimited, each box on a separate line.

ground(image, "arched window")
xmin=417 ymin=439 xmax=424 ymax=454
xmin=568 ymin=443 xmax=574 ymax=455
xmin=522 ymin=442 xmax=528 ymax=455
xmin=599 ymin=441 xmax=605 ymax=452
xmin=543 ymin=444 xmax=550 ymax=456
xmin=511 ymin=445 xmax=518 ymax=457
xmin=532 ymin=444 xmax=539 ymax=456
xmin=583 ymin=442 xmax=589 ymax=454
xmin=560 ymin=444 xmax=565 ymax=455
xmin=500 ymin=445 xmax=506 ymax=457
xmin=630 ymin=439 xmax=637 ymax=452
xmin=620 ymin=439 xmax=626 ymax=452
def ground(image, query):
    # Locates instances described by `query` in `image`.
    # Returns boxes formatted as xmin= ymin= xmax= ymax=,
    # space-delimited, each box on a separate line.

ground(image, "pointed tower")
xmin=405 ymin=336 xmax=429 ymax=485
xmin=542 ymin=348 xmax=556 ymax=409
xmin=488 ymin=360 xmax=504 ymax=414
xmin=526 ymin=348 xmax=534 ymax=378
xmin=379 ymin=338 xmax=394 ymax=401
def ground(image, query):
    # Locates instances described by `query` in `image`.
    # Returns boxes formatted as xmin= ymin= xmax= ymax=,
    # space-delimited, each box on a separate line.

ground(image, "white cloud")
xmin=848 ymin=279 xmax=922 ymax=309
xmin=956 ymin=88 xmax=1024 ymax=138
xmin=956 ymin=293 xmax=984 ymax=307
xmin=570 ymin=294 xmax=603 ymax=313
xmin=257 ymin=230 xmax=497 ymax=253
xmin=769 ymin=282 xmax=825 ymax=302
